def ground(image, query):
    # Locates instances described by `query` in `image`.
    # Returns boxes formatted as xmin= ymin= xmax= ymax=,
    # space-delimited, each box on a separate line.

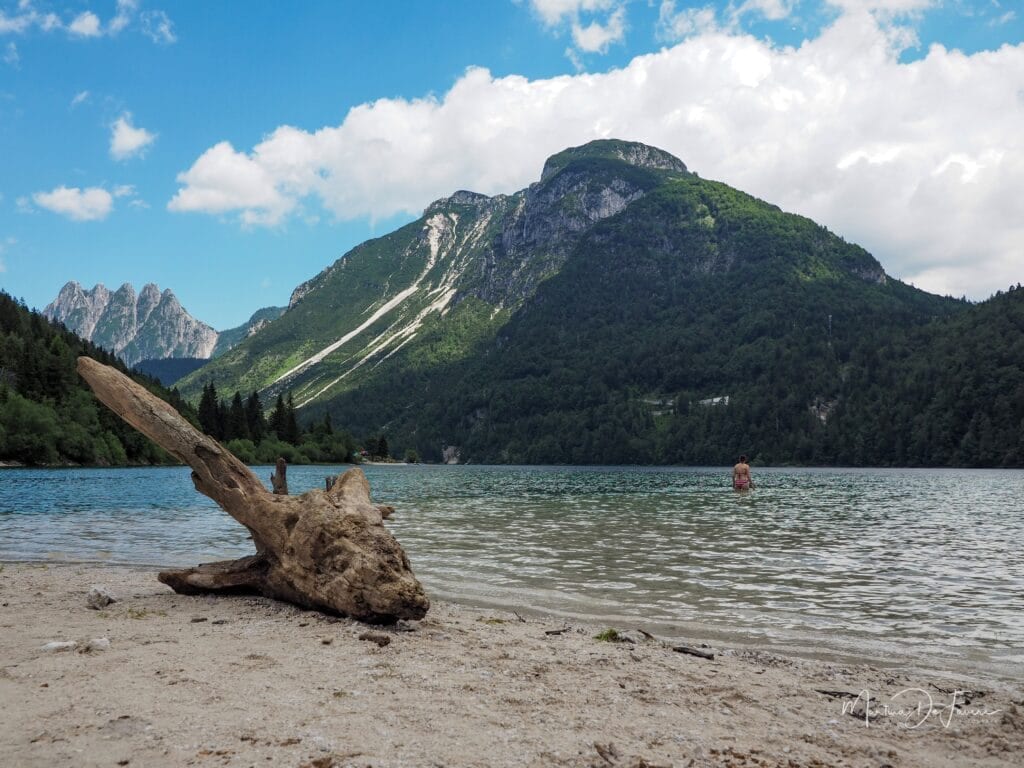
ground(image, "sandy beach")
xmin=0 ymin=563 xmax=1020 ymax=768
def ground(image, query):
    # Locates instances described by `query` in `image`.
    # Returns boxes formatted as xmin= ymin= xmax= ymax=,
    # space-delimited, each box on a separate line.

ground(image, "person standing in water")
xmin=733 ymin=455 xmax=754 ymax=491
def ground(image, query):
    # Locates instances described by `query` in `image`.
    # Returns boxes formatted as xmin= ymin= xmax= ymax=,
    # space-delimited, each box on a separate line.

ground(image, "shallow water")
xmin=2 ymin=464 xmax=1022 ymax=678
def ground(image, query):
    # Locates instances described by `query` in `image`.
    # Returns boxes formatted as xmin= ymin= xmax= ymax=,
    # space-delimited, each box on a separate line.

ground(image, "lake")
xmin=2 ymin=464 xmax=1022 ymax=680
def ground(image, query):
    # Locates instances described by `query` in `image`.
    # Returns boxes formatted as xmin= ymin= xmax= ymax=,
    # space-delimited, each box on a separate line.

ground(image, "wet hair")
xmin=739 ymin=454 xmax=747 ymax=463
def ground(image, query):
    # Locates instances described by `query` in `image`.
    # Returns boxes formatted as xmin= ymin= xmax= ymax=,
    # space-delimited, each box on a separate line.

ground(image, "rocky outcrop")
xmin=45 ymin=282 xmax=220 ymax=366
xmin=539 ymin=139 xmax=688 ymax=182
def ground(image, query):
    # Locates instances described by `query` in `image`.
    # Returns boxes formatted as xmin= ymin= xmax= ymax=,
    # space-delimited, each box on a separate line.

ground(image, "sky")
xmin=0 ymin=0 xmax=1022 ymax=330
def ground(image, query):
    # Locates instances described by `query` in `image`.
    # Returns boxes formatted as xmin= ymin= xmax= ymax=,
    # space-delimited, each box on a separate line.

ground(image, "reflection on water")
xmin=2 ymin=464 xmax=1022 ymax=677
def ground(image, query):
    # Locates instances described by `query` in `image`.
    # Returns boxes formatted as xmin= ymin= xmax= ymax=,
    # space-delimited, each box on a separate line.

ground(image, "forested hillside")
xmin=0 ymin=291 xmax=191 ymax=466
xmin=307 ymin=170 xmax=1014 ymax=466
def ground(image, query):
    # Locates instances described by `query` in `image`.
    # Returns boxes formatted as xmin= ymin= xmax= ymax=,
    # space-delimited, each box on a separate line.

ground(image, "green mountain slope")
xmin=211 ymin=305 xmax=287 ymax=357
xmin=180 ymin=139 xmax=1023 ymax=467
xmin=178 ymin=140 xmax=685 ymax=405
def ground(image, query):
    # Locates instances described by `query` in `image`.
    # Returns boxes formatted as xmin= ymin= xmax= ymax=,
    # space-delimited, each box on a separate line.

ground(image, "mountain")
xmin=212 ymin=305 xmax=287 ymax=357
xmin=43 ymin=282 xmax=284 ymax=368
xmin=44 ymin=282 xmax=218 ymax=367
xmin=177 ymin=139 xmax=1022 ymax=467
xmin=0 ymin=290 xmax=193 ymax=466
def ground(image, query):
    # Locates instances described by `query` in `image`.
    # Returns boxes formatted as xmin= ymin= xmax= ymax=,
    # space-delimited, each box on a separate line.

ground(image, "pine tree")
xmin=198 ymin=383 xmax=221 ymax=437
xmin=284 ymin=393 xmax=301 ymax=444
xmin=323 ymin=412 xmax=333 ymax=435
xmin=268 ymin=394 xmax=286 ymax=439
xmin=225 ymin=392 xmax=249 ymax=441
xmin=377 ymin=434 xmax=389 ymax=459
xmin=245 ymin=391 xmax=266 ymax=442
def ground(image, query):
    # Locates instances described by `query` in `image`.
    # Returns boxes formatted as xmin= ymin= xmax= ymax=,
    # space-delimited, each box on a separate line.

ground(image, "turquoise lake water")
xmin=2 ymin=464 xmax=1022 ymax=679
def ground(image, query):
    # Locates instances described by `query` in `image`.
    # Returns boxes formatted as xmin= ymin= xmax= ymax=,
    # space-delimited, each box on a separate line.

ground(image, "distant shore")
xmin=1 ymin=564 xmax=1020 ymax=767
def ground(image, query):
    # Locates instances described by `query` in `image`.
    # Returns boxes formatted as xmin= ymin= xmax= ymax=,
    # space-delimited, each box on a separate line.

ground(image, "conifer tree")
xmin=268 ymin=394 xmax=286 ymax=439
xmin=245 ymin=391 xmax=266 ymax=442
xmin=225 ymin=392 xmax=249 ymax=441
xmin=284 ymin=393 xmax=301 ymax=444
xmin=198 ymin=383 xmax=221 ymax=437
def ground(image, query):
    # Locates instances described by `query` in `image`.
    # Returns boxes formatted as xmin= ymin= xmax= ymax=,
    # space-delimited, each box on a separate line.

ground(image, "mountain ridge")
xmin=176 ymin=139 xmax=1022 ymax=466
xmin=44 ymin=281 xmax=284 ymax=368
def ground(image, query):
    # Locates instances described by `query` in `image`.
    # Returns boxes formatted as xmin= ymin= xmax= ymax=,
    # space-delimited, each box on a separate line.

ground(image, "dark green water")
xmin=2 ymin=464 xmax=1022 ymax=678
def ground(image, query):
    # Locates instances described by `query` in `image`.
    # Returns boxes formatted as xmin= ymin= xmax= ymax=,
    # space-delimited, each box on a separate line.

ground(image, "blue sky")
xmin=1 ymin=0 xmax=1022 ymax=329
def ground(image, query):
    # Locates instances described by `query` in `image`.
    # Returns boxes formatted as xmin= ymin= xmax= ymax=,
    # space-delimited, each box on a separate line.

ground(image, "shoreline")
xmin=2 ymin=556 xmax=1019 ymax=686
xmin=1 ymin=564 xmax=1021 ymax=767
xmin=5 ymin=462 xmax=1024 ymax=471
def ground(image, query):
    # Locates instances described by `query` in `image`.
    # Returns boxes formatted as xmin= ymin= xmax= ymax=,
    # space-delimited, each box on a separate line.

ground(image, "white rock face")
xmin=44 ymin=281 xmax=219 ymax=366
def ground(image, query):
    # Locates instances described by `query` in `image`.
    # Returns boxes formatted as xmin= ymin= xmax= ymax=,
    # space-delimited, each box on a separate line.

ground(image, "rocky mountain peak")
xmin=423 ymin=190 xmax=495 ymax=216
xmin=540 ymin=139 xmax=688 ymax=182
xmin=43 ymin=281 xmax=219 ymax=366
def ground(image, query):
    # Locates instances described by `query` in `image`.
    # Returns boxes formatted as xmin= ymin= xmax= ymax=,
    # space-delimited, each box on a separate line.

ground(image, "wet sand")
xmin=1 ymin=563 xmax=1021 ymax=767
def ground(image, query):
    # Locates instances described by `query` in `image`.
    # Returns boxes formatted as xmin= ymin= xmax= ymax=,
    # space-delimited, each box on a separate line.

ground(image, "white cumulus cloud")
xmin=1 ymin=1 xmax=174 ymax=43
xmin=0 ymin=2 xmax=61 ymax=35
xmin=169 ymin=12 xmax=1024 ymax=299
xmin=110 ymin=113 xmax=156 ymax=160
xmin=70 ymin=90 xmax=90 ymax=108
xmin=734 ymin=0 xmax=796 ymax=22
xmin=68 ymin=11 xmax=101 ymax=38
xmin=657 ymin=2 xmax=719 ymax=40
xmin=825 ymin=0 xmax=936 ymax=14
xmin=530 ymin=0 xmax=618 ymax=26
xmin=33 ymin=186 xmax=113 ymax=221
xmin=530 ymin=0 xmax=626 ymax=60
xmin=572 ymin=6 xmax=625 ymax=53
xmin=109 ymin=0 xmax=137 ymax=35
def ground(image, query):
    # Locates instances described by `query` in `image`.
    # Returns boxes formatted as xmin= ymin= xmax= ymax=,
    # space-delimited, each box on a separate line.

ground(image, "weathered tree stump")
xmin=76 ymin=357 xmax=429 ymax=623
xmin=270 ymin=457 xmax=288 ymax=495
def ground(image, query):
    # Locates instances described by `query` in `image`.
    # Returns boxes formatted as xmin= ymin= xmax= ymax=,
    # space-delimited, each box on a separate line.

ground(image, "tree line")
xmin=193 ymin=381 xmax=398 ymax=465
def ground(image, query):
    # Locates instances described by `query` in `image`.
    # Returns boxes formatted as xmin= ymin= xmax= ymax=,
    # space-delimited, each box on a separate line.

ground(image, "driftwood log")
xmin=76 ymin=356 xmax=429 ymax=623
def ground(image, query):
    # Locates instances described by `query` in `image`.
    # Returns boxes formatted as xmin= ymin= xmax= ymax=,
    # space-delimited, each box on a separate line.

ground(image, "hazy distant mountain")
xmin=212 ymin=305 xmax=286 ymax=357
xmin=44 ymin=282 xmax=284 ymax=368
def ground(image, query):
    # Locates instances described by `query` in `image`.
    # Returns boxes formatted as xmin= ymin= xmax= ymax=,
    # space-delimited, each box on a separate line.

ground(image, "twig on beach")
xmin=594 ymin=742 xmax=621 ymax=765
xmin=672 ymin=645 xmax=715 ymax=660
xmin=358 ymin=631 xmax=392 ymax=647
xmin=545 ymin=628 xmax=571 ymax=636
xmin=815 ymin=689 xmax=862 ymax=699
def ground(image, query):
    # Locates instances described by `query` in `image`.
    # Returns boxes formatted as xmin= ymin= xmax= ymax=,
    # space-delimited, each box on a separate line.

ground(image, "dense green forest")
xmin=192 ymin=382 xmax=371 ymax=465
xmin=0 ymin=291 xmax=189 ymax=466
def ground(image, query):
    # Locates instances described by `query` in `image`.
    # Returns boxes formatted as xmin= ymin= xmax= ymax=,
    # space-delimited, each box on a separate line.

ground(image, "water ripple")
xmin=2 ymin=464 xmax=1022 ymax=676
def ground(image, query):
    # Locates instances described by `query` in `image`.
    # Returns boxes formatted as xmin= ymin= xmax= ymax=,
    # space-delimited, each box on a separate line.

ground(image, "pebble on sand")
xmin=86 ymin=586 xmax=117 ymax=610
xmin=40 ymin=641 xmax=77 ymax=652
